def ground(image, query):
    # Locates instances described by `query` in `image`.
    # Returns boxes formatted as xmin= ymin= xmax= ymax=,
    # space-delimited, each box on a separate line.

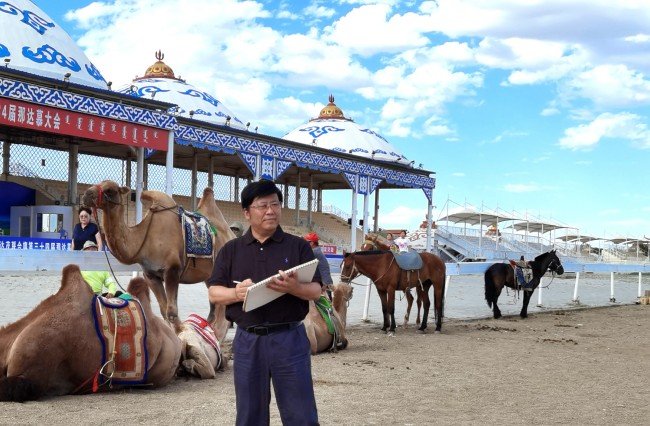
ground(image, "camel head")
xmin=82 ymin=180 xmax=130 ymax=210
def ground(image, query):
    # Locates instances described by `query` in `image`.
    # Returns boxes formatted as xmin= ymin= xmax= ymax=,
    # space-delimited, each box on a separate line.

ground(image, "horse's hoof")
xmin=416 ymin=329 xmax=425 ymax=335
xmin=388 ymin=332 xmax=395 ymax=337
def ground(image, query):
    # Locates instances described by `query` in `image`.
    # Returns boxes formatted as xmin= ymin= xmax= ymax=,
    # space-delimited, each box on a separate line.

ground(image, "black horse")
xmin=484 ymin=249 xmax=564 ymax=319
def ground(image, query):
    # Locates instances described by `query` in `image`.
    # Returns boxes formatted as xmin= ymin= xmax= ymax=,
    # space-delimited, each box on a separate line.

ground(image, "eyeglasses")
xmin=249 ymin=201 xmax=281 ymax=211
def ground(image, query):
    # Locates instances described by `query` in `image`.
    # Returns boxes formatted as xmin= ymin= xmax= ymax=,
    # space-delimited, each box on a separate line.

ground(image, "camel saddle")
xmin=314 ymin=296 xmax=341 ymax=352
xmin=183 ymin=314 xmax=223 ymax=370
xmin=179 ymin=207 xmax=215 ymax=258
xmin=91 ymin=295 xmax=148 ymax=388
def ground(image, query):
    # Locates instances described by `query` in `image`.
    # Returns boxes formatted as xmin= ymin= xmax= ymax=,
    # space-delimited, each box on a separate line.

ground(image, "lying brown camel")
xmin=304 ymin=282 xmax=354 ymax=355
xmin=0 ymin=265 xmax=181 ymax=402
xmin=81 ymin=180 xmax=234 ymax=329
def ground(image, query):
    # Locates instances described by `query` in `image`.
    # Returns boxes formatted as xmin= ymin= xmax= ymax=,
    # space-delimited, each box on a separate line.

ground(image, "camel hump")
xmin=60 ymin=264 xmax=92 ymax=294
xmin=127 ymin=277 xmax=150 ymax=303
xmin=196 ymin=187 xmax=217 ymax=212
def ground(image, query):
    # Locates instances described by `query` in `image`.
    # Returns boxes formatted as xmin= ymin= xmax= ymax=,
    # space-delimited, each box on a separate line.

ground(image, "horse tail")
xmin=0 ymin=376 xmax=43 ymax=402
xmin=484 ymin=267 xmax=495 ymax=308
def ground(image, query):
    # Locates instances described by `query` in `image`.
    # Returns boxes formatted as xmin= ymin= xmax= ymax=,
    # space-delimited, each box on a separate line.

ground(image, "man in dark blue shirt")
xmin=208 ymin=179 xmax=322 ymax=425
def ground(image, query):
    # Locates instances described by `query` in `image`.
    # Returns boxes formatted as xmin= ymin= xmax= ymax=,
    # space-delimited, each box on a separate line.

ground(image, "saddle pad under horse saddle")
xmin=92 ymin=295 xmax=148 ymax=386
xmin=393 ymin=251 xmax=423 ymax=270
xmin=179 ymin=207 xmax=215 ymax=258
xmin=184 ymin=314 xmax=223 ymax=369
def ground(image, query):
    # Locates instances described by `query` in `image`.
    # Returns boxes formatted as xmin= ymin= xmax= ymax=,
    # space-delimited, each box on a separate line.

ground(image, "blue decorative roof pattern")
xmin=283 ymin=118 xmax=411 ymax=165
xmin=117 ymin=77 xmax=247 ymax=130
xmin=0 ymin=75 xmax=176 ymax=131
xmin=175 ymin=123 xmax=434 ymax=189
xmin=0 ymin=0 xmax=107 ymax=89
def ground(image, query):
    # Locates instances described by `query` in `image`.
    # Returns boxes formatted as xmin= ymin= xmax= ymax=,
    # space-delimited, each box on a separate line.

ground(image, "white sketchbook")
xmin=242 ymin=258 xmax=319 ymax=312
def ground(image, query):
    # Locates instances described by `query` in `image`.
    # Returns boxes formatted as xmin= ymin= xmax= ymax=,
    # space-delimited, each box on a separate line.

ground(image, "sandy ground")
xmin=2 ymin=303 xmax=650 ymax=425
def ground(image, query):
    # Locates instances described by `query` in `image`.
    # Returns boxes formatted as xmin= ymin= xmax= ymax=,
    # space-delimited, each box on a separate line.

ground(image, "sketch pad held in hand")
xmin=242 ymin=258 xmax=319 ymax=312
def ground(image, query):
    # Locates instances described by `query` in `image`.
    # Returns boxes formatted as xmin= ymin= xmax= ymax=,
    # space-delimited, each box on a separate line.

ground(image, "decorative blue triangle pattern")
xmin=369 ymin=178 xmax=382 ymax=195
xmin=343 ymin=172 xmax=357 ymax=192
xmin=241 ymin=152 xmax=257 ymax=177
xmin=422 ymin=187 xmax=433 ymax=204
xmin=276 ymin=160 xmax=292 ymax=180
xmin=0 ymin=76 xmax=176 ymax=130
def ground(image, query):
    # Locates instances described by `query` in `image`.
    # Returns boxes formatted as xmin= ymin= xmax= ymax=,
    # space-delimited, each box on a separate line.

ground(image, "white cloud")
xmin=559 ymin=112 xmax=650 ymax=150
xmin=323 ymin=4 xmax=431 ymax=57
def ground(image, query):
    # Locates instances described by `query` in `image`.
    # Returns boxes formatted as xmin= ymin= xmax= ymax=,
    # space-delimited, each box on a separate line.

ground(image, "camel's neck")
xmin=333 ymin=295 xmax=348 ymax=327
xmin=101 ymin=203 xmax=141 ymax=264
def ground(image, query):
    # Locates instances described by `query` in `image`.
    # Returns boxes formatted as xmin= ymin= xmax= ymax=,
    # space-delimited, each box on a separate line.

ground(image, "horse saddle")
xmin=508 ymin=260 xmax=533 ymax=289
xmin=393 ymin=252 xmax=423 ymax=270
xmin=179 ymin=206 xmax=215 ymax=258
xmin=184 ymin=314 xmax=223 ymax=370
xmin=91 ymin=295 xmax=148 ymax=388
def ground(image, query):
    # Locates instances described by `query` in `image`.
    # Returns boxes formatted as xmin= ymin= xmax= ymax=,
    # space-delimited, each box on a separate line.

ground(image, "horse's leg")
xmin=144 ymin=272 xmax=168 ymax=319
xmin=418 ymin=283 xmax=430 ymax=333
xmin=403 ymin=290 xmax=414 ymax=328
xmin=376 ymin=289 xmax=390 ymax=332
xmin=520 ymin=289 xmax=533 ymax=318
xmin=416 ymin=295 xmax=422 ymax=326
xmin=387 ymin=290 xmax=397 ymax=334
xmin=492 ymin=282 xmax=504 ymax=319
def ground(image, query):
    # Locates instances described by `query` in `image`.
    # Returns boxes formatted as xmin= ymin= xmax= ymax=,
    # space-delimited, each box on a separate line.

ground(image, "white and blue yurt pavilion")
xmin=0 ymin=0 xmax=436 ymax=257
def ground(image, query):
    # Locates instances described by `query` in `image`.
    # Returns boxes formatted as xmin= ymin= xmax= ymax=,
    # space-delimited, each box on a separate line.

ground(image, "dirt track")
xmin=2 ymin=304 xmax=650 ymax=425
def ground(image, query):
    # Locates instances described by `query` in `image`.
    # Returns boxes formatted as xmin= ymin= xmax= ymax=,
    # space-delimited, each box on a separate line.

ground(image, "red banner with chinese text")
xmin=0 ymin=97 xmax=168 ymax=151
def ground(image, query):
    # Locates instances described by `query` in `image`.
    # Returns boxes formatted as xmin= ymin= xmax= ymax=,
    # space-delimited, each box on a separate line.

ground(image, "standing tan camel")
xmin=304 ymin=282 xmax=354 ymax=355
xmin=81 ymin=180 xmax=234 ymax=332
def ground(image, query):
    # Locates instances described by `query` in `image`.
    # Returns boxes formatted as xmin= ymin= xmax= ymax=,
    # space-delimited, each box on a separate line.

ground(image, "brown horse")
xmin=0 ymin=265 xmax=181 ymax=402
xmin=81 ymin=180 xmax=234 ymax=327
xmin=304 ymin=282 xmax=354 ymax=355
xmin=341 ymin=250 xmax=446 ymax=334
xmin=484 ymin=249 xmax=565 ymax=319
xmin=360 ymin=234 xmax=422 ymax=328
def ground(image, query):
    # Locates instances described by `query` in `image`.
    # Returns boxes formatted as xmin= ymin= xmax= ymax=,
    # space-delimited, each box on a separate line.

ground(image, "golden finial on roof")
xmin=314 ymin=94 xmax=351 ymax=121
xmin=134 ymin=50 xmax=184 ymax=81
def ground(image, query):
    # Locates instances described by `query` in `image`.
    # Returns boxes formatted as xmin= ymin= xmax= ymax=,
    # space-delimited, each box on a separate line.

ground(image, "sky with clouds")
xmin=37 ymin=0 xmax=650 ymax=240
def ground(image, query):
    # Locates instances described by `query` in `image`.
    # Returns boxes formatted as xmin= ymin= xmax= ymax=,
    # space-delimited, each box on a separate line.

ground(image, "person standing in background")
xmin=207 ymin=179 xmax=322 ymax=426
xmin=393 ymin=230 xmax=411 ymax=253
xmin=71 ymin=207 xmax=102 ymax=251
xmin=385 ymin=232 xmax=398 ymax=253
xmin=305 ymin=232 xmax=334 ymax=299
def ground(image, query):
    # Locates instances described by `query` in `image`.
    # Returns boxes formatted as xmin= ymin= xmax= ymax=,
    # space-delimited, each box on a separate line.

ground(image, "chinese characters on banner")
xmin=0 ymin=237 xmax=71 ymax=251
xmin=0 ymin=98 xmax=169 ymax=150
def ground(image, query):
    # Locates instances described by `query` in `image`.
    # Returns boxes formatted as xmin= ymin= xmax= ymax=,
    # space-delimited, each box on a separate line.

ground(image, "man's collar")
xmin=243 ymin=225 xmax=285 ymax=245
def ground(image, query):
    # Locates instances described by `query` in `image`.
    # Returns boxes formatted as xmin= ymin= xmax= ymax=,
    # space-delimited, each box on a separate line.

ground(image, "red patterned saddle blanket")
xmin=92 ymin=296 xmax=148 ymax=386
xmin=184 ymin=314 xmax=223 ymax=369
